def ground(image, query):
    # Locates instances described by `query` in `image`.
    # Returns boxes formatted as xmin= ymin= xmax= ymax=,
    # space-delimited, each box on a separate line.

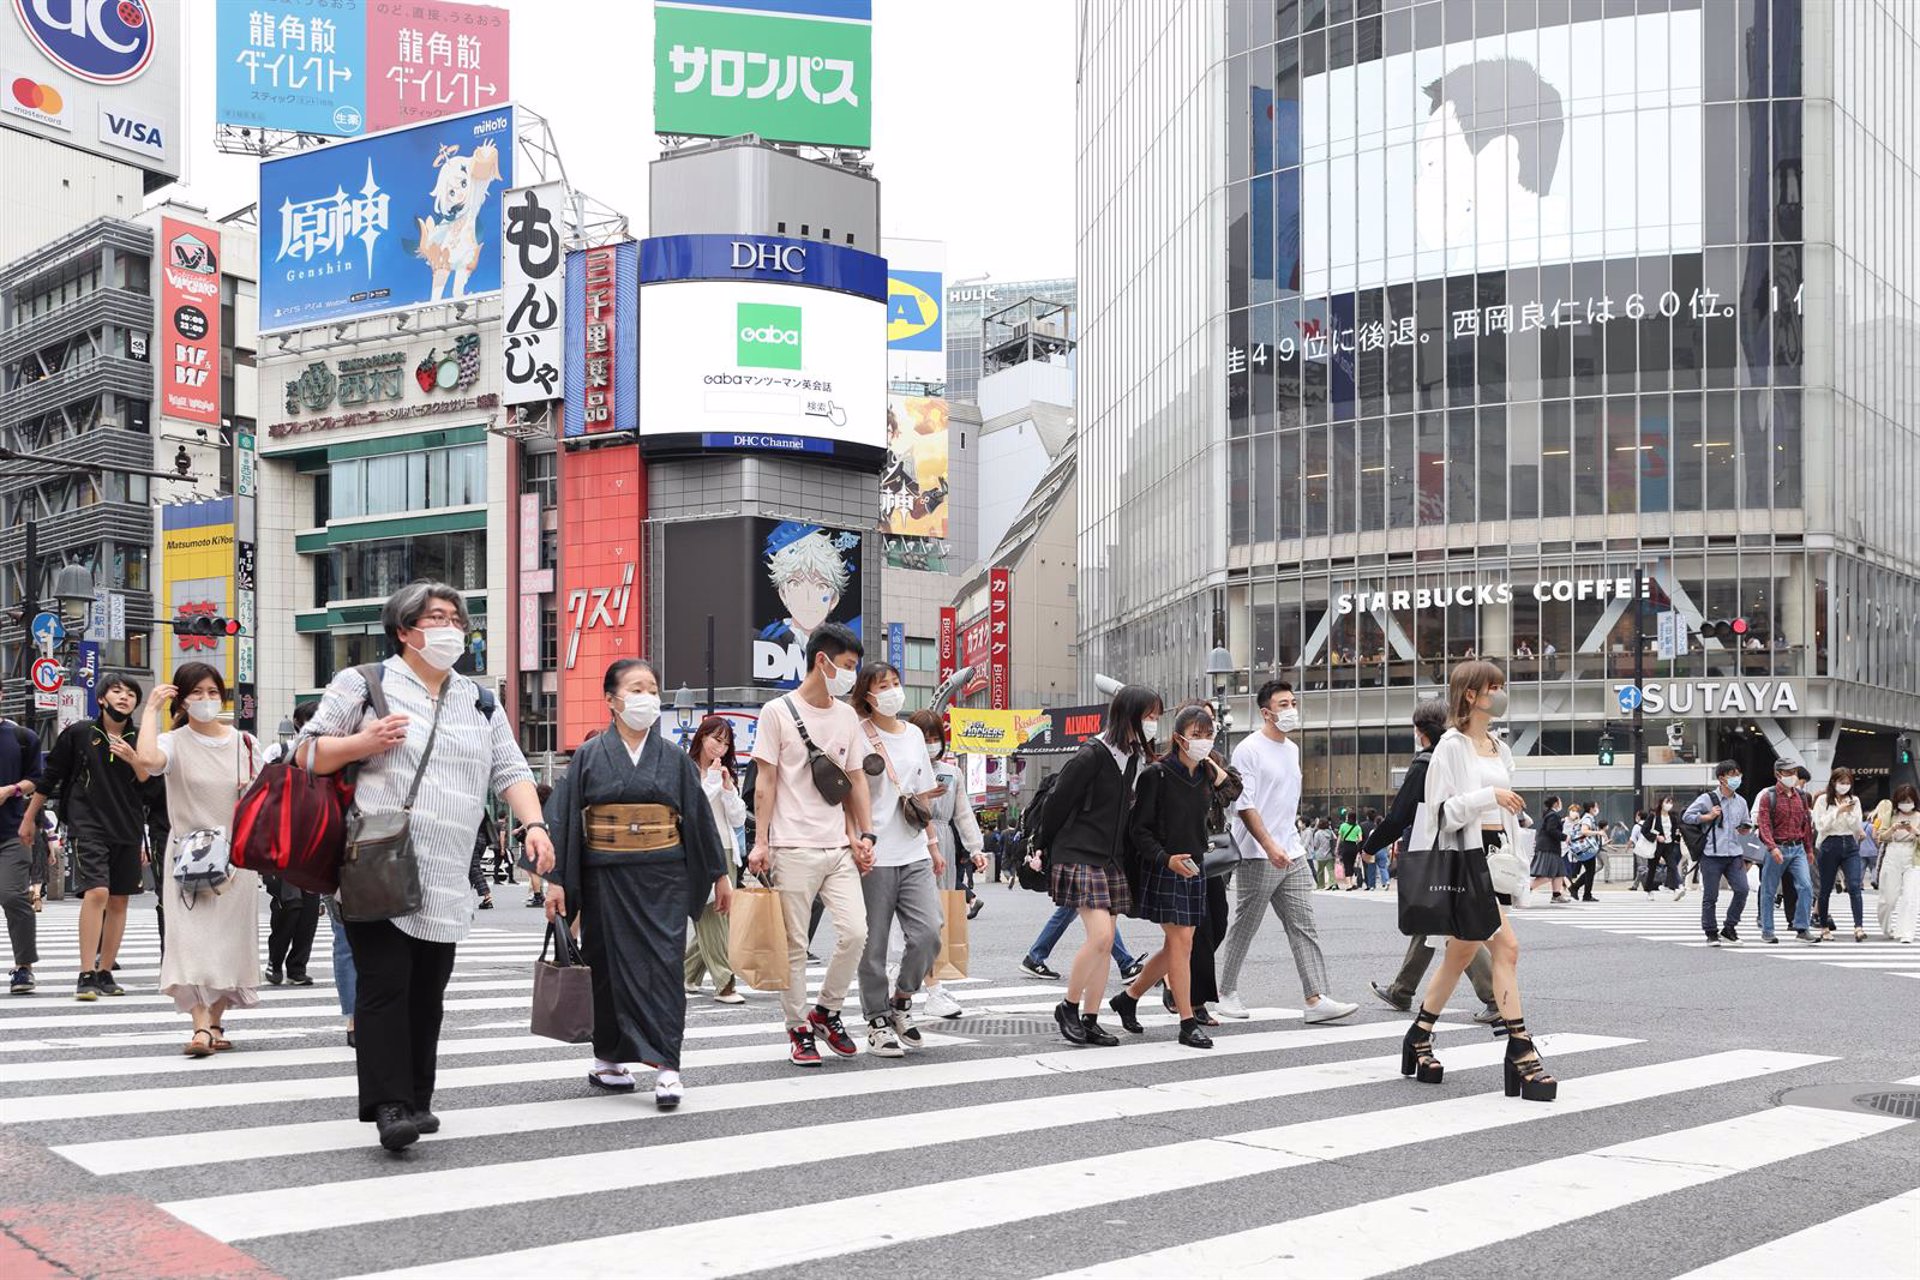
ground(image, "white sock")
xmin=593 ymin=1059 xmax=627 ymax=1075
xmin=656 ymin=1070 xmax=681 ymax=1087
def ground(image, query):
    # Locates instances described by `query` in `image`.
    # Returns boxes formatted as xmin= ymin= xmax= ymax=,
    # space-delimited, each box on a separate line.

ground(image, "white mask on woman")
xmin=1140 ymin=717 xmax=1160 ymax=741
xmin=414 ymin=625 xmax=466 ymax=671
xmin=620 ymin=692 xmax=661 ymax=732
xmin=872 ymin=685 xmax=906 ymax=718
xmin=1835 ymin=783 xmax=1852 ymax=796
xmin=925 ymin=741 xmax=944 ymax=766
xmin=1181 ymin=737 xmax=1215 ymax=763
xmin=185 ymin=698 xmax=222 ymax=724
xmin=1901 ymin=803 xmax=1917 ymax=814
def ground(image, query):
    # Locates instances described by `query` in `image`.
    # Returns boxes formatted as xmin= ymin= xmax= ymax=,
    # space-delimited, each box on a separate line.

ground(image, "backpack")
xmin=230 ymin=663 xmax=499 ymax=895
xmin=1016 ymin=770 xmax=1067 ymax=893
xmin=1677 ymin=793 xmax=1714 ymax=858
xmin=172 ymin=732 xmax=256 ymax=904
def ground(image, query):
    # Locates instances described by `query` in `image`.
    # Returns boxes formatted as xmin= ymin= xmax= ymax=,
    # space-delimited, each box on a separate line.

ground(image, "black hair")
xmin=1424 ymin=57 xmax=1566 ymax=196
xmin=1544 ymin=795 xmax=1561 ymax=809
xmin=1169 ymin=702 xmax=1214 ymax=742
xmin=1411 ymin=698 xmax=1448 ymax=747
xmin=602 ymin=658 xmax=657 ymax=696
xmin=850 ymin=660 xmax=902 ymax=718
xmin=1254 ymin=679 xmax=1294 ymax=710
xmin=907 ymin=708 xmax=945 ymax=749
xmin=805 ymin=621 xmax=863 ymax=673
xmin=99 ymin=674 xmax=142 ymax=703
xmin=1103 ymin=683 xmax=1163 ymax=756
xmin=168 ymin=661 xmax=227 ymax=729
xmin=290 ymin=702 xmax=318 ymax=729
xmin=1715 ymin=759 xmax=1742 ymax=779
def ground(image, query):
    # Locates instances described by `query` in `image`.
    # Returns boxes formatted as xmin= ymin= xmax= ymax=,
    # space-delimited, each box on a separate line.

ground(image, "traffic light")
xmin=1597 ymin=733 xmax=1616 ymax=767
xmin=1900 ymin=736 xmax=1913 ymax=767
xmin=173 ymin=615 xmax=242 ymax=638
xmin=1706 ymin=617 xmax=1750 ymax=646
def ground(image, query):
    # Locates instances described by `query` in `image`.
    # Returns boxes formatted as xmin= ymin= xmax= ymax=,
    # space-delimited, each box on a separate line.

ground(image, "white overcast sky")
xmin=172 ymin=0 xmax=1077 ymax=283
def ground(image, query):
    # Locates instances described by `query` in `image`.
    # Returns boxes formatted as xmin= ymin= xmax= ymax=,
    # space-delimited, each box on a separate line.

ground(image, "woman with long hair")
xmin=1109 ymin=703 xmax=1224 ymax=1049
xmin=1872 ymin=783 xmax=1920 ymax=942
xmin=133 ymin=662 xmax=262 ymax=1058
xmin=1402 ymin=660 xmax=1558 ymax=1101
xmin=683 ymin=716 xmax=747 ymax=1003
xmin=1035 ymin=683 xmax=1161 ymax=1047
xmin=1811 ymin=766 xmax=1869 ymax=942
xmin=1640 ymin=796 xmax=1685 ymax=902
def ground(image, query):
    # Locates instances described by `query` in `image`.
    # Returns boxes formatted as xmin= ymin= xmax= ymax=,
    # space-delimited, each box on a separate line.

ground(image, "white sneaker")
xmin=1302 ymin=997 xmax=1359 ymax=1024
xmin=922 ymin=986 xmax=964 ymax=1020
xmin=1672 ymin=884 xmax=1689 ymax=903
xmin=889 ymin=1006 xmax=926 ymax=1049
xmin=866 ymin=1019 xmax=905 ymax=1058
xmin=653 ymin=1070 xmax=684 ymax=1111
xmin=712 ymin=985 xmax=746 ymax=1005
xmin=1212 ymin=991 xmax=1251 ymax=1019
xmin=683 ymin=984 xmax=702 ymax=995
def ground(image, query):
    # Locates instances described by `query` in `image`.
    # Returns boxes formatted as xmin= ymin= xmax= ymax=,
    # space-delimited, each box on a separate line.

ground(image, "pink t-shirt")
xmin=752 ymin=694 xmax=873 ymax=850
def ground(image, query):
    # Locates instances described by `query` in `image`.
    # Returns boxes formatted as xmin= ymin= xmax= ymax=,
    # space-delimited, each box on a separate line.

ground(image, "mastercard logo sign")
xmin=10 ymin=79 xmax=64 ymax=114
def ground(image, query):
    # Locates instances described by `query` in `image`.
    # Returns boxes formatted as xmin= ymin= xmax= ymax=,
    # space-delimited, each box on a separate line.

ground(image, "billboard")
xmin=1299 ymin=6 xmax=1703 ymax=294
xmin=937 ymin=607 xmax=955 ymax=683
xmin=2 ymin=0 xmax=182 ymax=181
xmin=653 ymin=0 xmax=870 ymax=149
xmin=988 ymin=566 xmax=1011 ymax=710
xmin=216 ymin=0 xmax=509 ymax=139
xmin=258 ymin=326 xmax=495 ymax=448
xmin=558 ymin=443 xmax=645 ymax=751
xmin=881 ymin=394 xmax=949 ymax=539
xmin=258 ymin=104 xmax=515 ymax=331
xmin=158 ymin=217 xmax=221 ymax=427
xmin=500 ymin=182 xmax=565 ymax=406
xmin=752 ymin=518 xmax=862 ymax=688
xmin=159 ymin=498 xmax=237 ymax=689
xmin=562 ymin=241 xmax=639 ymax=437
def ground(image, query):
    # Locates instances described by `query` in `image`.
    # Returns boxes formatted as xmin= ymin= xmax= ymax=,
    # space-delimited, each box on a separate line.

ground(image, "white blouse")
xmin=1413 ymin=728 xmax=1520 ymax=851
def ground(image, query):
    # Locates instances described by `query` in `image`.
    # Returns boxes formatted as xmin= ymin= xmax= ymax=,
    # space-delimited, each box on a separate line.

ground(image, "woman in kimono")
xmin=543 ymin=659 xmax=731 ymax=1109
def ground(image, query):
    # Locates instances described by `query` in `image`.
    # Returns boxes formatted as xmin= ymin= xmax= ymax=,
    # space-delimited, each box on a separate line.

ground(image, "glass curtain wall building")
xmin=1079 ymin=0 xmax=1920 ymax=819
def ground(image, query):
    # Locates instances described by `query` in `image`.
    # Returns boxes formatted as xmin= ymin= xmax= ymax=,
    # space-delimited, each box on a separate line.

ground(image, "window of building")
xmin=327 ymin=443 xmax=486 ymax=521
xmin=314 ymin=531 xmax=487 ymax=606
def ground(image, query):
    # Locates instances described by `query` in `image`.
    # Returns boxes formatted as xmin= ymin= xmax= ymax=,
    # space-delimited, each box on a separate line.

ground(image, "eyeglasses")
xmin=417 ymin=611 xmax=461 ymax=626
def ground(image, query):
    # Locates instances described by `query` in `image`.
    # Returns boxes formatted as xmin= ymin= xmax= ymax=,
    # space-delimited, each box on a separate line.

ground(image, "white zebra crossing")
xmin=1514 ymin=900 xmax=1920 ymax=977
xmin=5 ymin=906 xmax=1915 ymax=1280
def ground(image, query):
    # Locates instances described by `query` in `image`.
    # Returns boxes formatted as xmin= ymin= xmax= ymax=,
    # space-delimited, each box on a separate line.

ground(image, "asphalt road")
xmin=2 ymin=872 xmax=1916 ymax=1280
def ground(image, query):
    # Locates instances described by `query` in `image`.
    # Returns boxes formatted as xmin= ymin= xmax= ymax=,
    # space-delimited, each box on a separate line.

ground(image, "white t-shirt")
xmin=1229 ymin=731 xmax=1304 ymax=861
xmin=864 ymin=720 xmax=938 ymax=867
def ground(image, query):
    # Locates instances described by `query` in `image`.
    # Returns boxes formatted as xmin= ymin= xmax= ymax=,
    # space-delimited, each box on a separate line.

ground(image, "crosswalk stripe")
xmin=340 ymin=1049 xmax=1834 ymax=1280
xmin=1048 ymin=1103 xmax=1912 ymax=1279
xmin=50 ymin=1015 xmax=1469 ymax=1175
xmin=0 ymin=977 xmax=534 ymax=1011
xmin=161 ymin=1034 xmax=1640 ymax=1242
xmin=1671 ymin=1185 xmax=1920 ymax=1279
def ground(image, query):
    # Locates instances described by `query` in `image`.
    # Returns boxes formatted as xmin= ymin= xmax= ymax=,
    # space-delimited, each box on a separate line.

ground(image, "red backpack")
xmin=229 ymin=663 xmax=392 ymax=894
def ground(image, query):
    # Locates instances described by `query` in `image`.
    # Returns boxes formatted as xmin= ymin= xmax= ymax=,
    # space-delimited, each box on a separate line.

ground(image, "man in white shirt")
xmin=1214 ymin=680 xmax=1359 ymax=1024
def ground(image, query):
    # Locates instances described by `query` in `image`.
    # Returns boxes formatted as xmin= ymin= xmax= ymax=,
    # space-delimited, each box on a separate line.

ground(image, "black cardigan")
xmin=1036 ymin=738 xmax=1139 ymax=870
xmin=1130 ymin=759 xmax=1214 ymax=870
xmin=1363 ymin=749 xmax=1430 ymax=856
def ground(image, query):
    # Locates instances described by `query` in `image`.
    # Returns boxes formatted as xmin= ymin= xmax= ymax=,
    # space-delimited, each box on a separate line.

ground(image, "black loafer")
xmin=1179 ymin=1020 xmax=1215 ymax=1049
xmin=1079 ymin=1015 xmax=1120 ymax=1047
xmin=1108 ymin=991 xmax=1144 ymax=1035
xmin=1054 ymin=1000 xmax=1088 ymax=1045
xmin=411 ymin=1110 xmax=441 ymax=1135
xmin=374 ymin=1103 xmax=418 ymax=1152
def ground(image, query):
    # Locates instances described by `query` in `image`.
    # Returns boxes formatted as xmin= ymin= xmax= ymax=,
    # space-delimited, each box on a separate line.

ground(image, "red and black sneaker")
xmin=787 ymin=1024 xmax=822 ymax=1067
xmin=806 ymin=1007 xmax=860 ymax=1058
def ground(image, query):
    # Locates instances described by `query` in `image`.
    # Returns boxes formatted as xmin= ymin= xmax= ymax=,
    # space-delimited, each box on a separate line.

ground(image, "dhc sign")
xmin=639 ymin=234 xmax=887 ymax=303
xmin=1613 ymin=680 xmax=1801 ymax=716
xmin=730 ymin=241 xmax=807 ymax=274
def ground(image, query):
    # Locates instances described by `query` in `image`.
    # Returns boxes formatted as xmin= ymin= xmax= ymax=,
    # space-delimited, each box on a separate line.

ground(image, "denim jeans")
xmin=1815 ymin=836 xmax=1867 ymax=930
xmin=1698 ymin=855 xmax=1750 ymax=937
xmin=1373 ymin=850 xmax=1392 ymax=887
xmin=324 ymin=897 xmax=357 ymax=1018
xmin=1758 ymin=843 xmax=1814 ymax=936
xmin=1026 ymin=902 xmax=1134 ymax=970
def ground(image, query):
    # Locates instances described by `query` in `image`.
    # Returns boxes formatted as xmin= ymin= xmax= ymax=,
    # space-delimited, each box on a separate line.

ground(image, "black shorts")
xmin=71 ymin=830 xmax=143 ymax=896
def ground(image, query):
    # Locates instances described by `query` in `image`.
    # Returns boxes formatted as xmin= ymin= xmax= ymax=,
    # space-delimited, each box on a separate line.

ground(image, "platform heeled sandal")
xmin=1502 ymin=1018 xmax=1558 ymax=1102
xmin=1400 ymin=1006 xmax=1444 ymax=1084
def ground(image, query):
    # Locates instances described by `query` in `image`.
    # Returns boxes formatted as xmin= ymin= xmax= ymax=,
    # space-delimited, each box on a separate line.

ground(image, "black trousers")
xmin=267 ymin=889 xmax=320 ymax=975
xmin=1641 ymin=841 xmax=1682 ymax=892
xmin=1187 ymin=874 xmax=1231 ymax=1006
xmin=1569 ymin=858 xmax=1599 ymax=900
xmin=344 ymin=919 xmax=457 ymax=1121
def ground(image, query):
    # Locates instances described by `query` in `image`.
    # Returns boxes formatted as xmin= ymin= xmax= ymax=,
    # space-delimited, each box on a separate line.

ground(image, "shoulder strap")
xmin=782 ymin=695 xmax=823 ymax=754
xmin=402 ymin=690 xmax=448 ymax=813
xmin=860 ymin=720 xmax=905 ymax=789
xmin=353 ymin=662 xmax=391 ymax=720
xmin=12 ymin=723 xmax=30 ymax=754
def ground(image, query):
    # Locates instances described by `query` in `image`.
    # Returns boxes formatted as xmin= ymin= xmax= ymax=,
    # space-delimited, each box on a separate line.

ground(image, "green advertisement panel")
xmin=654 ymin=2 xmax=872 ymax=148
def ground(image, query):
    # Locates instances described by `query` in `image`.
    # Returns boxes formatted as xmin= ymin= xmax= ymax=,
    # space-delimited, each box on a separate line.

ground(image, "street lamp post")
xmin=1205 ymin=645 xmax=1237 ymax=741
xmin=672 ymin=685 xmax=697 ymax=745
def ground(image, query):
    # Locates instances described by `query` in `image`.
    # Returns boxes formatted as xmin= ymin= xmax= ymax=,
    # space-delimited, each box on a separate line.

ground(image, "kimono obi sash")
xmin=585 ymin=803 xmax=682 ymax=854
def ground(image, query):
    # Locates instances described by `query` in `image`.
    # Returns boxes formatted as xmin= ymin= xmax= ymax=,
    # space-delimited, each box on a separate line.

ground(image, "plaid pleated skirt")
xmin=1136 ymin=860 xmax=1206 ymax=925
xmin=1050 ymin=861 xmax=1132 ymax=915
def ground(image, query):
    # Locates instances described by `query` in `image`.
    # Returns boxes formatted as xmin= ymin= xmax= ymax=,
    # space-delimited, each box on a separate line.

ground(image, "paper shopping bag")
xmin=933 ymin=888 xmax=970 ymax=982
xmin=727 ymin=884 xmax=790 ymax=991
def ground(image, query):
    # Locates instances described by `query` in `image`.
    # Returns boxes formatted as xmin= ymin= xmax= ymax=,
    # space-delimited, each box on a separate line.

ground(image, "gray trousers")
xmin=858 ymin=859 xmax=943 ymax=1021
xmin=1219 ymin=859 xmax=1330 ymax=1002
xmin=1387 ymin=935 xmax=1495 ymax=1007
xmin=0 ymin=838 xmax=36 ymax=967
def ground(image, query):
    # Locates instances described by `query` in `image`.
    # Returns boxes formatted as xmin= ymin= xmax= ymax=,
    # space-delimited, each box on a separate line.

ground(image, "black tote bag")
xmin=530 ymin=919 xmax=594 ymax=1044
xmin=1396 ymin=848 xmax=1501 ymax=942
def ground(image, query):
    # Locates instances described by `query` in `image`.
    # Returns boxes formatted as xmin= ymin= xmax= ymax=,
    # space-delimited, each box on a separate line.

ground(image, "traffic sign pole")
xmin=1632 ymin=566 xmax=1645 ymax=811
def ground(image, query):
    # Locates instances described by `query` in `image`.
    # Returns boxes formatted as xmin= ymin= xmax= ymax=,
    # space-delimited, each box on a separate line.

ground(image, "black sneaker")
xmin=1021 ymin=957 xmax=1062 ymax=980
xmin=806 ymin=1007 xmax=859 ymax=1058
xmin=9 ymin=967 xmax=33 ymax=995
xmin=74 ymin=971 xmax=99 ymax=1002
xmin=1370 ymin=981 xmax=1413 ymax=1012
xmin=374 ymin=1102 xmax=418 ymax=1152
xmin=1719 ymin=927 xmax=1743 ymax=947
xmin=265 ymin=965 xmax=284 ymax=986
xmin=288 ymin=973 xmax=314 ymax=987
xmin=410 ymin=1110 xmax=441 ymax=1135
xmin=1120 ymin=957 xmax=1146 ymax=983
xmin=94 ymin=973 xmax=125 ymax=997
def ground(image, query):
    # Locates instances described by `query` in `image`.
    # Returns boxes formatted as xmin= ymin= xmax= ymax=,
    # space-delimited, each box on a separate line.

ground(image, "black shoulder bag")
xmin=339 ymin=684 xmax=444 ymax=922
xmin=782 ymin=695 xmax=879 ymax=807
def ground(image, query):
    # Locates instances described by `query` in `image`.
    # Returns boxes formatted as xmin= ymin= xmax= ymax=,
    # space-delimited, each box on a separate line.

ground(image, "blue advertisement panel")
xmin=639 ymin=234 xmax=887 ymax=302
xmin=562 ymin=242 xmax=640 ymax=439
xmin=216 ymin=0 xmax=369 ymax=136
xmin=258 ymin=105 xmax=516 ymax=331
xmin=887 ymin=268 xmax=942 ymax=352
xmin=886 ymin=621 xmax=905 ymax=673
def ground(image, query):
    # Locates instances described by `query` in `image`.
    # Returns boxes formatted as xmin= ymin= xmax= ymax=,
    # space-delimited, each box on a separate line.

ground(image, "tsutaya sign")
xmin=1611 ymin=680 xmax=1801 ymax=716
xmin=1336 ymin=576 xmax=1652 ymax=616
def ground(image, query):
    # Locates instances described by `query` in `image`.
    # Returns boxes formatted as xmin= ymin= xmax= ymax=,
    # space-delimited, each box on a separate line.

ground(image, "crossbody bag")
xmin=339 ymin=686 xmax=445 ymax=922
xmin=782 ymin=695 xmax=880 ymax=807
xmin=861 ymin=720 xmax=934 ymax=831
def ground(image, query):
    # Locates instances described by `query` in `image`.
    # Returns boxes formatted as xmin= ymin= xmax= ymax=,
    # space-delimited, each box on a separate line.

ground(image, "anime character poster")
xmin=751 ymin=519 xmax=863 ymax=688
xmin=881 ymin=395 xmax=950 ymax=538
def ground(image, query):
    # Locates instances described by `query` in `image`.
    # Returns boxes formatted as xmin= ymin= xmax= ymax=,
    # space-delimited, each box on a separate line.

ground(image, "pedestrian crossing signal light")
xmin=1598 ymin=733 xmax=1616 ymax=767
xmin=1901 ymin=736 xmax=1913 ymax=766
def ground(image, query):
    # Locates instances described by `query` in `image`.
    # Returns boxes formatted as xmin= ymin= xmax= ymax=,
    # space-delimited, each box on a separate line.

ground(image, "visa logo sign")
xmin=887 ymin=269 xmax=943 ymax=351
xmin=98 ymin=106 xmax=165 ymax=161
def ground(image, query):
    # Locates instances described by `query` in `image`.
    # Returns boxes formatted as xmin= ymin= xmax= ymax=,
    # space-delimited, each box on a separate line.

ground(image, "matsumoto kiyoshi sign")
xmin=1611 ymin=680 xmax=1801 ymax=716
xmin=653 ymin=0 xmax=871 ymax=149
xmin=1335 ymin=575 xmax=1652 ymax=616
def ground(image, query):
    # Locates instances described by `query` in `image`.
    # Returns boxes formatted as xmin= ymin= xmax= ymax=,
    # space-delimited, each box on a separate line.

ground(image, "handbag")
xmin=1200 ymin=832 xmax=1239 ymax=879
xmin=933 ymin=887 xmax=970 ymax=981
xmin=338 ymin=686 xmax=445 ymax=923
xmin=727 ymin=877 xmax=790 ymax=990
xmin=171 ymin=730 xmax=255 ymax=906
xmin=529 ymin=919 xmax=594 ymax=1044
xmin=783 ymin=695 xmax=858 ymax=807
xmin=861 ymin=721 xmax=933 ymax=830
xmin=1397 ymin=803 xmax=1501 ymax=942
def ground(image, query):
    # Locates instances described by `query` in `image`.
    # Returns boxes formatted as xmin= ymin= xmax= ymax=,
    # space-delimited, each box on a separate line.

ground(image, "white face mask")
xmin=620 ymin=692 xmax=661 ymax=732
xmin=1181 ymin=737 xmax=1215 ymax=763
xmin=1140 ymin=718 xmax=1160 ymax=742
xmin=1900 ymin=803 xmax=1916 ymax=814
xmin=1275 ymin=707 xmax=1302 ymax=734
xmin=1834 ymin=784 xmax=1851 ymax=796
xmin=1662 ymin=802 xmax=1673 ymax=812
xmin=185 ymin=698 xmax=222 ymax=724
xmin=872 ymin=685 xmax=906 ymax=718
xmin=823 ymin=662 xmax=857 ymax=698
xmin=925 ymin=741 xmax=943 ymax=766
xmin=413 ymin=625 xmax=465 ymax=671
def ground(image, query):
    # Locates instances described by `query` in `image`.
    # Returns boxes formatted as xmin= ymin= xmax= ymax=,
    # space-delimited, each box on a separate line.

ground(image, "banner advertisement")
xmin=653 ymin=0 xmax=871 ymax=149
xmin=258 ymin=328 xmax=495 ymax=448
xmin=751 ymin=519 xmax=862 ymax=688
xmin=1017 ymin=704 xmax=1107 ymax=754
xmin=989 ymin=567 xmax=1011 ymax=711
xmin=937 ymin=607 xmax=956 ymax=683
xmin=558 ymin=444 xmax=645 ymax=751
xmin=158 ymin=218 xmax=221 ymax=426
xmin=885 ymin=621 xmax=904 ymax=674
xmin=959 ymin=617 xmax=987 ymax=699
xmin=2 ymin=0 xmax=182 ymax=180
xmin=500 ymin=181 xmax=566 ymax=405
xmin=882 ymin=395 xmax=949 ymax=539
xmin=562 ymin=241 xmax=639 ymax=437
xmin=159 ymin=499 xmax=238 ymax=689
xmin=258 ymin=104 xmax=515 ymax=331
xmin=948 ymin=708 xmax=1049 ymax=757
xmin=216 ymin=0 xmax=509 ymax=138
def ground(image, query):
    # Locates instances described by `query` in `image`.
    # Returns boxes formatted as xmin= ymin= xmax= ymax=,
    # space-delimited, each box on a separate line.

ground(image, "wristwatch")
xmin=858 ymin=831 xmax=877 ymax=846
xmin=520 ymin=821 xmax=549 ymax=836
